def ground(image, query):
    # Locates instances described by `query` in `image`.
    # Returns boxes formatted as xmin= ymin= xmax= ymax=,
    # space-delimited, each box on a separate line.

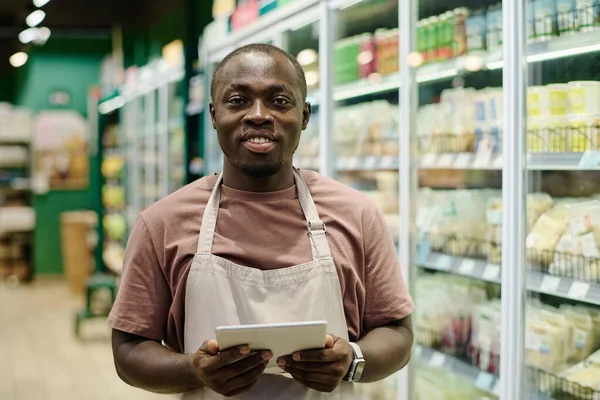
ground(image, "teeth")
xmin=248 ymin=137 xmax=273 ymax=144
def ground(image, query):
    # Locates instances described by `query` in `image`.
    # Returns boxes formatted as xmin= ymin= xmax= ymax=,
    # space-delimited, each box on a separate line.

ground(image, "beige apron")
xmin=183 ymin=169 xmax=356 ymax=399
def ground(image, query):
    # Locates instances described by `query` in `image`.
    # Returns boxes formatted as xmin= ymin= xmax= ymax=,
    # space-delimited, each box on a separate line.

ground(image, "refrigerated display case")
xmin=97 ymin=61 xmax=186 ymax=274
xmin=200 ymin=0 xmax=600 ymax=398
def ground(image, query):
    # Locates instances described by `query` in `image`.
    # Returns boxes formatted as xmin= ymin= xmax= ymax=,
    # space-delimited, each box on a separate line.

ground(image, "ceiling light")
xmin=10 ymin=52 xmax=28 ymax=68
xmin=36 ymin=27 xmax=51 ymax=43
xmin=26 ymin=10 xmax=46 ymax=27
xmin=357 ymin=51 xmax=374 ymax=65
xmin=33 ymin=0 xmax=51 ymax=7
xmin=464 ymin=55 xmax=484 ymax=72
xmin=297 ymin=49 xmax=318 ymax=66
xmin=18 ymin=28 xmax=37 ymax=44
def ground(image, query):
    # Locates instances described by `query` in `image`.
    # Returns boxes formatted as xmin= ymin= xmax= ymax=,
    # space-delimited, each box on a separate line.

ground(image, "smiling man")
xmin=108 ymin=44 xmax=414 ymax=399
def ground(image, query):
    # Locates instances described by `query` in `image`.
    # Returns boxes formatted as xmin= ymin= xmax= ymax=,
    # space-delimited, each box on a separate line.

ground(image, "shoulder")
xmin=140 ymin=174 xmax=218 ymax=232
xmin=300 ymin=169 xmax=381 ymax=228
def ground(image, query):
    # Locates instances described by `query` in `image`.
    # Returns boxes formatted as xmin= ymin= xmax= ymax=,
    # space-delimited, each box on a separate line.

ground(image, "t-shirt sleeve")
xmin=362 ymin=207 xmax=414 ymax=333
xmin=107 ymin=215 xmax=171 ymax=341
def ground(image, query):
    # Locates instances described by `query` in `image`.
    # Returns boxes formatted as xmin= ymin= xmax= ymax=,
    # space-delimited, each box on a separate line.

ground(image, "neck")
xmin=222 ymin=160 xmax=295 ymax=192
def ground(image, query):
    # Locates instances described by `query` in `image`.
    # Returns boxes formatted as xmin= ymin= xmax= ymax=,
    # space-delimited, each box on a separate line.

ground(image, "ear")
xmin=302 ymin=102 xmax=311 ymax=130
xmin=209 ymin=103 xmax=217 ymax=130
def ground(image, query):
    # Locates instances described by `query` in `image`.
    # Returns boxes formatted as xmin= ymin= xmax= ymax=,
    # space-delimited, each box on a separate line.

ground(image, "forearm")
xmin=356 ymin=317 xmax=414 ymax=383
xmin=112 ymin=330 xmax=203 ymax=394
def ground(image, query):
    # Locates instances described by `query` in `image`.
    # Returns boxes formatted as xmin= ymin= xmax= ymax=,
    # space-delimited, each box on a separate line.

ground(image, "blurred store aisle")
xmin=0 ymin=278 xmax=177 ymax=400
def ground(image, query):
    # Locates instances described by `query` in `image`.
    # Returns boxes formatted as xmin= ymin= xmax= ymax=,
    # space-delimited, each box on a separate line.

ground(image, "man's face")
xmin=210 ymin=52 xmax=311 ymax=178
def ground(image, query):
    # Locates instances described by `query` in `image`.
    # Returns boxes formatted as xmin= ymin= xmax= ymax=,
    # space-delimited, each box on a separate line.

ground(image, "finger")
xmin=200 ymin=340 xmax=220 ymax=355
xmin=214 ymin=345 xmax=254 ymax=368
xmin=325 ymin=335 xmax=334 ymax=349
xmin=288 ymin=348 xmax=344 ymax=363
xmin=217 ymin=352 xmax=271 ymax=380
xmin=224 ymin=362 xmax=266 ymax=393
xmin=285 ymin=366 xmax=338 ymax=391
xmin=280 ymin=360 xmax=339 ymax=375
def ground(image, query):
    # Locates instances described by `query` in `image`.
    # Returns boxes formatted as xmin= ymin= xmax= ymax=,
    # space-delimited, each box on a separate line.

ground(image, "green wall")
xmin=15 ymin=38 xmax=110 ymax=275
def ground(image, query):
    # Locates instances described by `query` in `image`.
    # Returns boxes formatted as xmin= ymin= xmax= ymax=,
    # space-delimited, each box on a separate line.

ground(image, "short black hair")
xmin=210 ymin=43 xmax=308 ymax=101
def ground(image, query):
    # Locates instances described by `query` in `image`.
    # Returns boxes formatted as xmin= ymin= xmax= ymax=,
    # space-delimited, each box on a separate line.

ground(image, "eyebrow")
xmin=228 ymin=83 xmax=291 ymax=94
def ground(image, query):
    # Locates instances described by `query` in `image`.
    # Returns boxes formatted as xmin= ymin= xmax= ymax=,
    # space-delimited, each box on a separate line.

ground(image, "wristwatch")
xmin=344 ymin=342 xmax=366 ymax=382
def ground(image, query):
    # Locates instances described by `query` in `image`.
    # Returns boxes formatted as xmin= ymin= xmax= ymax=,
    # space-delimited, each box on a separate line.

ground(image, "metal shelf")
xmin=417 ymin=250 xmax=600 ymax=307
xmin=418 ymin=151 xmax=600 ymax=171
xmin=416 ymin=345 xmax=501 ymax=397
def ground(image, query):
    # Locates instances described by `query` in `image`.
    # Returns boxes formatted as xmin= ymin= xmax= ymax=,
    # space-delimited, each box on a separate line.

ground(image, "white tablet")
xmin=215 ymin=321 xmax=328 ymax=372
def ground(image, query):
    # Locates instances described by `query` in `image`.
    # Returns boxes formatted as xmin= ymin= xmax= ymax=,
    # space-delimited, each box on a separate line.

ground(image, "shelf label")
xmin=421 ymin=153 xmax=438 ymax=167
xmin=436 ymin=255 xmax=453 ymax=270
xmin=493 ymin=380 xmax=502 ymax=396
xmin=578 ymin=151 xmax=600 ymax=168
xmin=429 ymin=352 xmax=446 ymax=368
xmin=347 ymin=157 xmax=360 ymax=170
xmin=438 ymin=153 xmax=455 ymax=167
xmin=365 ymin=156 xmax=377 ymax=170
xmin=381 ymin=156 xmax=396 ymax=169
xmin=458 ymin=259 xmax=476 ymax=275
xmin=417 ymin=241 xmax=432 ymax=264
xmin=568 ymin=281 xmax=590 ymax=299
xmin=475 ymin=372 xmax=494 ymax=392
xmin=483 ymin=264 xmax=500 ymax=281
xmin=455 ymin=153 xmax=472 ymax=168
xmin=540 ymin=275 xmax=561 ymax=293
xmin=493 ymin=155 xmax=504 ymax=169
xmin=473 ymin=152 xmax=493 ymax=168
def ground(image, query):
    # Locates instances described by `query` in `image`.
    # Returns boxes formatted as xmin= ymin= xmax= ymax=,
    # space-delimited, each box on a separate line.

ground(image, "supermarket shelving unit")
xmin=200 ymin=0 xmax=600 ymax=398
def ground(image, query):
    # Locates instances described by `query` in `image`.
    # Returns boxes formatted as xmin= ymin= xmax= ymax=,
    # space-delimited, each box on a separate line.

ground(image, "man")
xmin=109 ymin=43 xmax=414 ymax=399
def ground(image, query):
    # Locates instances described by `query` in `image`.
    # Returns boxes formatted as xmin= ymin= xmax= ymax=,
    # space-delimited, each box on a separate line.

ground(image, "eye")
xmin=272 ymin=97 xmax=290 ymax=106
xmin=227 ymin=96 xmax=245 ymax=105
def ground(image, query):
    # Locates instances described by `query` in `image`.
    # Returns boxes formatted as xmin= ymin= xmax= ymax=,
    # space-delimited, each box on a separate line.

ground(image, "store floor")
xmin=0 ymin=278 xmax=177 ymax=400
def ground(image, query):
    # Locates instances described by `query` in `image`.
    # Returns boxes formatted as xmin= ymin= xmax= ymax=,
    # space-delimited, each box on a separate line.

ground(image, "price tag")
xmin=347 ymin=157 xmax=360 ymax=170
xmin=455 ymin=153 xmax=472 ymax=168
xmin=475 ymin=372 xmax=494 ymax=392
xmin=429 ymin=352 xmax=446 ymax=368
xmin=568 ymin=281 xmax=590 ymax=299
xmin=417 ymin=241 xmax=432 ymax=264
xmin=492 ymin=380 xmax=502 ymax=397
xmin=473 ymin=152 xmax=493 ymax=169
xmin=436 ymin=255 xmax=453 ymax=270
xmin=365 ymin=156 xmax=377 ymax=170
xmin=458 ymin=259 xmax=476 ymax=275
xmin=438 ymin=153 xmax=455 ymax=167
xmin=493 ymin=154 xmax=504 ymax=169
xmin=540 ymin=275 xmax=561 ymax=293
xmin=578 ymin=151 xmax=600 ymax=169
xmin=421 ymin=153 xmax=437 ymax=168
xmin=381 ymin=156 xmax=396 ymax=169
xmin=483 ymin=264 xmax=500 ymax=281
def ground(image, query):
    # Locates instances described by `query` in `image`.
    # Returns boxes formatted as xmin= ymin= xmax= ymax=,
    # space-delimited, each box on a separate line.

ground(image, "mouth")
xmin=240 ymin=133 xmax=279 ymax=154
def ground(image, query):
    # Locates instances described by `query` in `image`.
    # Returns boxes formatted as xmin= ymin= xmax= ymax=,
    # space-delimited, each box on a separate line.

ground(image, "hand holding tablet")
xmin=215 ymin=321 xmax=328 ymax=371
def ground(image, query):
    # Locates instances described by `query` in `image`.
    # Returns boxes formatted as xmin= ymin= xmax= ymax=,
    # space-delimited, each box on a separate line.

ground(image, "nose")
xmin=243 ymin=100 xmax=273 ymax=126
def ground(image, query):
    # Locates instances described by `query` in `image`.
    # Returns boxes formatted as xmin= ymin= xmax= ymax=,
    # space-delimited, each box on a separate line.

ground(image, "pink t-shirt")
xmin=108 ymin=169 xmax=414 ymax=353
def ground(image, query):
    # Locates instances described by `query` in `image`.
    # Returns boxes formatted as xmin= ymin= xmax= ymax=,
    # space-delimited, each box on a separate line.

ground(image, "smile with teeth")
xmin=246 ymin=137 xmax=274 ymax=144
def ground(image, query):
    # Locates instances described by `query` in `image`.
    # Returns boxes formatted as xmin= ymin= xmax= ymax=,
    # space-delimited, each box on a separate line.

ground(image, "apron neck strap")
xmin=196 ymin=169 xmax=332 ymax=261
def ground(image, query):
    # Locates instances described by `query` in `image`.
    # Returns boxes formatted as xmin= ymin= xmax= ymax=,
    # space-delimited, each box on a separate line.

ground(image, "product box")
xmin=259 ymin=0 xmax=277 ymax=16
xmin=230 ymin=0 xmax=259 ymax=31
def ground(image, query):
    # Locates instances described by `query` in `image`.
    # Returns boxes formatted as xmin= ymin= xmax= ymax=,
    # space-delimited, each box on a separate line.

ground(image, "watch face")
xmin=354 ymin=360 xmax=366 ymax=381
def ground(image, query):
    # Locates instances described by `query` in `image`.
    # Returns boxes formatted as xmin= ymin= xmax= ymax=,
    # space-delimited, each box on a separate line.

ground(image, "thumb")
xmin=200 ymin=339 xmax=220 ymax=355
xmin=325 ymin=335 xmax=335 ymax=349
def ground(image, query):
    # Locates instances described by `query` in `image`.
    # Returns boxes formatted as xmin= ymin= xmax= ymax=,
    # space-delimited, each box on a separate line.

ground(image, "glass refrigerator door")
xmin=167 ymin=77 xmax=186 ymax=194
xmin=332 ymin=0 xmax=400 ymax=246
xmin=522 ymin=0 xmax=600 ymax=398
xmin=138 ymin=87 xmax=159 ymax=210
xmin=281 ymin=12 xmax=320 ymax=172
xmin=407 ymin=0 xmax=503 ymax=398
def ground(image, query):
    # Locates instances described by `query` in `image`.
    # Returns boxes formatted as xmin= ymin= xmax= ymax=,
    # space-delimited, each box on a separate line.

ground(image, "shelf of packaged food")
xmin=206 ymin=0 xmax=320 ymax=56
xmin=418 ymin=152 xmax=600 ymax=170
xmin=416 ymin=345 xmax=501 ymax=397
xmin=417 ymin=250 xmax=600 ymax=307
xmin=333 ymin=73 xmax=401 ymax=101
xmin=295 ymin=156 xmax=399 ymax=171
xmin=416 ymin=30 xmax=600 ymax=84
